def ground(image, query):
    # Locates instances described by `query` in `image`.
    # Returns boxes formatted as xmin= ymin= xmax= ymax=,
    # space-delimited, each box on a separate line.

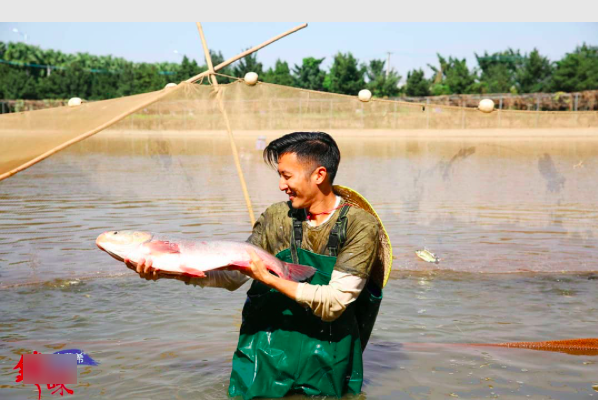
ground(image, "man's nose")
xmin=279 ymin=178 xmax=288 ymax=192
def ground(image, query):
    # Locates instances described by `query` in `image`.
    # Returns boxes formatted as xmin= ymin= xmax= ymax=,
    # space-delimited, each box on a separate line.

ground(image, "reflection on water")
xmin=1 ymin=132 xmax=597 ymax=398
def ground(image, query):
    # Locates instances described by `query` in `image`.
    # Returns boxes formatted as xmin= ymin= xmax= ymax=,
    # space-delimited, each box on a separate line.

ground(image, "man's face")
xmin=278 ymin=153 xmax=325 ymax=209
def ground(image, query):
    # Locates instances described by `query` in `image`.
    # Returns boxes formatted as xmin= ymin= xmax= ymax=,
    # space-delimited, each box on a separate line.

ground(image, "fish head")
xmin=96 ymin=230 xmax=153 ymax=261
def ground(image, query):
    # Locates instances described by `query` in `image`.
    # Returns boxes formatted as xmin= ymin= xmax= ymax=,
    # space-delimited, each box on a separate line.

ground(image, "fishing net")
xmin=1 ymin=80 xmax=598 ymax=287
xmin=3 ymin=81 xmax=598 ymax=181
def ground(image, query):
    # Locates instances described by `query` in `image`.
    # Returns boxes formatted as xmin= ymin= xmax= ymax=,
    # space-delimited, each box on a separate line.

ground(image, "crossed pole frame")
xmin=0 ymin=23 xmax=308 ymax=227
xmin=193 ymin=22 xmax=307 ymax=227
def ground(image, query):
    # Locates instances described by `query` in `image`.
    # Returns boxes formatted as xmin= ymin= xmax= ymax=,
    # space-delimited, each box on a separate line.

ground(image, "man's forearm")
xmin=261 ymin=270 xmax=366 ymax=322
xmin=296 ymin=271 xmax=366 ymax=322
xmin=262 ymin=273 xmax=299 ymax=300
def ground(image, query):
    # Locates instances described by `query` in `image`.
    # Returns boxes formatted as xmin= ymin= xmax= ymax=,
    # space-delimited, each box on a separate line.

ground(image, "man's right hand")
xmin=124 ymin=257 xmax=206 ymax=285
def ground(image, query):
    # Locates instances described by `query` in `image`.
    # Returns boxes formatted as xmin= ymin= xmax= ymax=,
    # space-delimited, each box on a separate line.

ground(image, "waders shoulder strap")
xmin=326 ymin=205 xmax=351 ymax=257
xmin=289 ymin=203 xmax=351 ymax=261
xmin=290 ymin=217 xmax=303 ymax=264
xmin=289 ymin=202 xmax=304 ymax=264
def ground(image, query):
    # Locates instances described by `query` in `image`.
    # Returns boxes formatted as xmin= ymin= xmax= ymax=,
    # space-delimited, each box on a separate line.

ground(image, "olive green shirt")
xmin=247 ymin=198 xmax=380 ymax=279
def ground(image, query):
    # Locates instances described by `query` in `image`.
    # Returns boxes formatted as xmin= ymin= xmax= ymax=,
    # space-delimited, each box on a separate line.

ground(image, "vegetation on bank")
xmin=0 ymin=41 xmax=597 ymax=100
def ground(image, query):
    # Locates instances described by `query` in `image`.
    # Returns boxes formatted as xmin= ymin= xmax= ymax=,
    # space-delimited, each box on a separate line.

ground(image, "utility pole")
xmin=386 ymin=52 xmax=393 ymax=78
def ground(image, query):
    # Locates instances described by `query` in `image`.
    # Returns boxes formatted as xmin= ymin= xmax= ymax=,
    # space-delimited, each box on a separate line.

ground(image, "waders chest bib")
xmin=228 ymin=205 xmax=383 ymax=399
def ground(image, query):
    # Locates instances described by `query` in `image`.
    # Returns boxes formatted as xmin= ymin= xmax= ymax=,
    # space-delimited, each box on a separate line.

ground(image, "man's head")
xmin=264 ymin=132 xmax=341 ymax=209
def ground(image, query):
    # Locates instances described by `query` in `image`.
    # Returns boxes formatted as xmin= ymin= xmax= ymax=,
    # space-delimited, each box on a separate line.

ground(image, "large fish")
xmin=96 ymin=230 xmax=316 ymax=282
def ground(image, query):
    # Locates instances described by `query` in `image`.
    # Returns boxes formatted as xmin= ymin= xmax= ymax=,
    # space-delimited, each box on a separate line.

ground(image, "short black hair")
xmin=263 ymin=132 xmax=341 ymax=184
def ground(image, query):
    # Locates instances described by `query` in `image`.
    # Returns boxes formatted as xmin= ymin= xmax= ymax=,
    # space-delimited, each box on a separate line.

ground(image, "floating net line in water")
xmin=2 ymin=81 xmax=598 ymax=182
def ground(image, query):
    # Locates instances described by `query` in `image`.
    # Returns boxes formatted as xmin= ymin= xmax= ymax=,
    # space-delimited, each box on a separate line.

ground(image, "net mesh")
xmin=1 ymin=80 xmax=598 ymax=287
xmin=2 ymin=80 xmax=598 ymax=180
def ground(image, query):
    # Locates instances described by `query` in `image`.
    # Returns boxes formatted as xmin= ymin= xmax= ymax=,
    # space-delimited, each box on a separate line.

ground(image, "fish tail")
xmin=283 ymin=262 xmax=317 ymax=282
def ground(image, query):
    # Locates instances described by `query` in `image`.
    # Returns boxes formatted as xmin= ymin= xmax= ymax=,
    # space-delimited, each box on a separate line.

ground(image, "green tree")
xmin=551 ymin=44 xmax=598 ymax=92
xmin=232 ymin=50 xmax=263 ymax=78
xmin=37 ymin=61 xmax=92 ymax=99
xmin=42 ymin=48 xmax=71 ymax=77
xmin=292 ymin=57 xmax=327 ymax=91
xmin=176 ymin=56 xmax=201 ymax=83
xmin=116 ymin=63 xmax=136 ymax=97
xmin=365 ymin=59 xmax=401 ymax=97
xmin=474 ymin=49 xmax=522 ymax=93
xmin=428 ymin=54 xmax=476 ymax=94
xmin=89 ymin=71 xmax=121 ymax=99
xmin=3 ymin=42 xmax=45 ymax=79
xmin=262 ymin=59 xmax=294 ymax=86
xmin=515 ymin=49 xmax=553 ymax=93
xmin=326 ymin=52 xmax=365 ymax=95
xmin=155 ymin=61 xmax=179 ymax=86
xmin=132 ymin=63 xmax=166 ymax=94
xmin=0 ymin=64 xmax=38 ymax=99
xmin=480 ymin=64 xmax=513 ymax=93
xmin=404 ymin=69 xmax=430 ymax=96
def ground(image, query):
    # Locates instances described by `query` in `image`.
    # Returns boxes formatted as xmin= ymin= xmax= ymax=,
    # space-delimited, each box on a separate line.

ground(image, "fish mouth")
xmin=96 ymin=235 xmax=124 ymax=263
xmin=100 ymin=246 xmax=125 ymax=263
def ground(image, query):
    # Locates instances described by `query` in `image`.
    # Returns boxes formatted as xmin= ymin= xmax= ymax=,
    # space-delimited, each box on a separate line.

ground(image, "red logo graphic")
xmin=14 ymin=352 xmax=76 ymax=399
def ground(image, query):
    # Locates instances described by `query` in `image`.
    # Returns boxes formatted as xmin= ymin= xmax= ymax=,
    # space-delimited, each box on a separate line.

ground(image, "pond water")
xmin=1 ymin=131 xmax=597 ymax=399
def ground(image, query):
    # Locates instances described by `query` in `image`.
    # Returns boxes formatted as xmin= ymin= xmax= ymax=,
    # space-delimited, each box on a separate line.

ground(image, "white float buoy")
xmin=164 ymin=83 xmax=177 ymax=89
xmin=478 ymin=98 xmax=495 ymax=113
xmin=244 ymin=72 xmax=259 ymax=86
xmin=67 ymin=97 xmax=82 ymax=107
xmin=358 ymin=89 xmax=372 ymax=102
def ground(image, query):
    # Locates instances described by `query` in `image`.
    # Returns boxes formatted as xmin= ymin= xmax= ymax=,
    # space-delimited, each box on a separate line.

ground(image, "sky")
xmin=1 ymin=22 xmax=597 ymax=81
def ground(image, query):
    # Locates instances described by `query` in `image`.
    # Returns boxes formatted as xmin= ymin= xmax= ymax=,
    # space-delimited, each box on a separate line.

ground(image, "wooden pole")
xmin=1 ymin=23 xmax=308 ymax=183
xmin=186 ymin=23 xmax=308 ymax=83
xmin=196 ymin=22 xmax=256 ymax=226
xmin=196 ymin=22 xmax=218 ymax=88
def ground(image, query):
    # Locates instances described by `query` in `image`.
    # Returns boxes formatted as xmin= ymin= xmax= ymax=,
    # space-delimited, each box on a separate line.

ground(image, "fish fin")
xmin=179 ymin=265 xmax=206 ymax=277
xmin=228 ymin=260 xmax=251 ymax=268
xmin=284 ymin=262 xmax=317 ymax=282
xmin=147 ymin=241 xmax=180 ymax=254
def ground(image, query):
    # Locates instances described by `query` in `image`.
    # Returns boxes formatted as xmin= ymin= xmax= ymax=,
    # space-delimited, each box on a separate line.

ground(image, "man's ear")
xmin=312 ymin=166 xmax=328 ymax=185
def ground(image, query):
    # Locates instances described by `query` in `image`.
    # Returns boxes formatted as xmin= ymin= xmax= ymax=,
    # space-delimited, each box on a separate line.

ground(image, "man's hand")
xmin=124 ymin=257 xmax=206 ymax=285
xmin=241 ymin=249 xmax=275 ymax=286
xmin=241 ymin=249 xmax=299 ymax=300
xmin=124 ymin=257 xmax=158 ymax=281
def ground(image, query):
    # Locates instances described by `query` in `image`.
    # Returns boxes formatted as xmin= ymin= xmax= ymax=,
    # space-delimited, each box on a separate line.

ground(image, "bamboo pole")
xmin=196 ymin=22 xmax=256 ymax=226
xmin=186 ymin=23 xmax=307 ymax=83
xmin=215 ymin=91 xmax=256 ymax=226
xmin=196 ymin=22 xmax=218 ymax=88
xmin=0 ymin=89 xmax=175 ymax=182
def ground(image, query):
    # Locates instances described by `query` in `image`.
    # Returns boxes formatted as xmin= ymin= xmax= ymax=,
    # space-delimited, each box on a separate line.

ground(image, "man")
xmin=133 ymin=132 xmax=388 ymax=399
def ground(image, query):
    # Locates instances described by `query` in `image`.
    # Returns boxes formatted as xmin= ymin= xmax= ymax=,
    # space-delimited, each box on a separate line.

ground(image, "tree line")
xmin=0 ymin=41 xmax=596 ymax=101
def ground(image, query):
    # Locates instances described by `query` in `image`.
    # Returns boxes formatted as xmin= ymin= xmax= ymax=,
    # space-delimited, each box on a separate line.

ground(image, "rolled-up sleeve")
xmin=294 ymin=213 xmax=380 ymax=321
xmin=295 ymin=270 xmax=366 ymax=322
